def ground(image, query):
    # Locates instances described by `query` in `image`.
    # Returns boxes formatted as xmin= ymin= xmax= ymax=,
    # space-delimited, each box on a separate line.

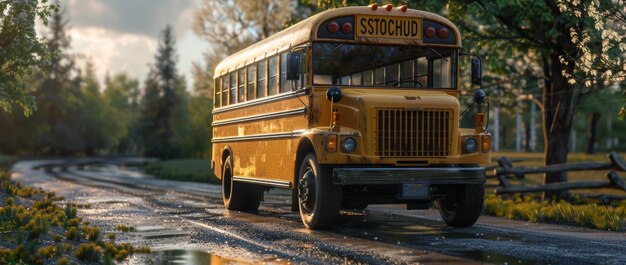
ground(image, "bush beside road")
xmin=145 ymin=159 xmax=219 ymax=184
xmin=0 ymin=171 xmax=150 ymax=264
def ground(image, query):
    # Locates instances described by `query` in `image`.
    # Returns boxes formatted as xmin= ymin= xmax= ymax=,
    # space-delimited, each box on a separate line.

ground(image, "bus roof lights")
xmin=385 ymin=4 xmax=393 ymax=11
xmin=341 ymin=22 xmax=353 ymax=34
xmin=400 ymin=5 xmax=408 ymax=12
xmin=369 ymin=3 xmax=378 ymax=10
xmin=425 ymin=27 xmax=436 ymax=38
xmin=438 ymin=28 xmax=449 ymax=38
xmin=328 ymin=22 xmax=339 ymax=33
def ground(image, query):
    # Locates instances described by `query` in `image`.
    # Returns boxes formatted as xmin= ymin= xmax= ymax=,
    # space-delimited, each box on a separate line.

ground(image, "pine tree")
xmin=139 ymin=25 xmax=187 ymax=159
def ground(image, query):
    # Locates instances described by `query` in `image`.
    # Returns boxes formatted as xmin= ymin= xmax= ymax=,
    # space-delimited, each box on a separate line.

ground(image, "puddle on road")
xmin=151 ymin=249 xmax=289 ymax=265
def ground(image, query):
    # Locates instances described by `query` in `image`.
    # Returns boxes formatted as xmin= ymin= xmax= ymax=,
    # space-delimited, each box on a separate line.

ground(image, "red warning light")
xmin=342 ymin=22 xmax=352 ymax=34
xmin=438 ymin=28 xmax=449 ymax=38
xmin=328 ymin=22 xmax=339 ymax=33
xmin=400 ymin=5 xmax=408 ymax=12
xmin=385 ymin=4 xmax=393 ymax=11
xmin=369 ymin=3 xmax=378 ymax=10
xmin=425 ymin=27 xmax=436 ymax=38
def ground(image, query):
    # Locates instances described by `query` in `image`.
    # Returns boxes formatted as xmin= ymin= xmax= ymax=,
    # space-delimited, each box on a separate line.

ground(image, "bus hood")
xmin=336 ymin=88 xmax=460 ymax=114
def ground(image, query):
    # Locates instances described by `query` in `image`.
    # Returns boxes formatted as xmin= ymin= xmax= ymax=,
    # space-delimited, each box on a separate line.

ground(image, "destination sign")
xmin=356 ymin=15 xmax=422 ymax=39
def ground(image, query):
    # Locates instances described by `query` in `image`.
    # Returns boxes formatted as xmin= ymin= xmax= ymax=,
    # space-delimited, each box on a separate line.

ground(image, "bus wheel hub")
xmin=298 ymin=170 xmax=316 ymax=213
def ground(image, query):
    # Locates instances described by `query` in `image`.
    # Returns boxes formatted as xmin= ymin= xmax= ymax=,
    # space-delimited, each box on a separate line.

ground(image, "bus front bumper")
xmin=332 ymin=167 xmax=486 ymax=185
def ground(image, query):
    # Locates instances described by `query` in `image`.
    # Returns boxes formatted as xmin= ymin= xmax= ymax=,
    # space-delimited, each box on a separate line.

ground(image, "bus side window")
xmin=416 ymin=57 xmax=428 ymax=88
xmin=238 ymin=68 xmax=245 ymax=103
xmin=257 ymin=61 xmax=266 ymax=99
xmin=247 ymin=64 xmax=256 ymax=101
xmin=268 ymin=56 xmax=278 ymax=96
xmin=221 ymin=75 xmax=228 ymax=106
xmin=229 ymin=72 xmax=236 ymax=104
xmin=280 ymin=53 xmax=289 ymax=93
xmin=214 ymin=78 xmax=221 ymax=108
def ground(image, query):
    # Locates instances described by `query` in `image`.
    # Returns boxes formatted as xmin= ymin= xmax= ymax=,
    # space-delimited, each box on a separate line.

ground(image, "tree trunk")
xmin=587 ymin=112 xmax=600 ymax=154
xmin=542 ymin=52 xmax=576 ymax=200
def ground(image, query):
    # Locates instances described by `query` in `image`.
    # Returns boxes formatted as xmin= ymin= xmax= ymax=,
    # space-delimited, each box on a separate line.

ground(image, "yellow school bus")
xmin=211 ymin=4 xmax=491 ymax=229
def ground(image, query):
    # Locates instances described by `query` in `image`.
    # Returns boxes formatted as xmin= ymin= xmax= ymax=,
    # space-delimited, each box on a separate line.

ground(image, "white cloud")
xmin=70 ymin=27 xmax=157 ymax=86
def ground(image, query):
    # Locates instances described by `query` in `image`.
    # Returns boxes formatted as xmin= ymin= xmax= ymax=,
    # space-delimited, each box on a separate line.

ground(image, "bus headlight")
xmin=341 ymin=137 xmax=356 ymax=153
xmin=463 ymin=138 xmax=477 ymax=153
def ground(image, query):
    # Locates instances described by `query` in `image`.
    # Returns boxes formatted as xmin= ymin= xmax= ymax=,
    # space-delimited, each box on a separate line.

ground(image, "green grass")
xmin=144 ymin=159 xmax=219 ymax=184
xmin=0 ymin=154 xmax=15 ymax=171
xmin=484 ymin=194 xmax=626 ymax=231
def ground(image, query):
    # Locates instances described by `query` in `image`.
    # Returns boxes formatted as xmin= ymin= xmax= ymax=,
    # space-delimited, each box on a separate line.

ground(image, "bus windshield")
xmin=312 ymin=43 xmax=456 ymax=89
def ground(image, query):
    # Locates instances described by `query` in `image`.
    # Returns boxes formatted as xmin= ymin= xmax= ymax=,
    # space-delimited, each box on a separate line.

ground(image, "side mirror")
xmin=474 ymin=89 xmax=486 ymax=104
xmin=286 ymin=51 xmax=302 ymax=80
xmin=471 ymin=58 xmax=482 ymax=86
xmin=326 ymin=86 xmax=343 ymax=103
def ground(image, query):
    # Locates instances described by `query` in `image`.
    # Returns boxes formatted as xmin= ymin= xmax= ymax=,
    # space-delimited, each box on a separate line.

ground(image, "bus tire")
xmin=297 ymin=153 xmax=341 ymax=229
xmin=222 ymin=156 xmax=262 ymax=211
xmin=437 ymin=184 xmax=484 ymax=227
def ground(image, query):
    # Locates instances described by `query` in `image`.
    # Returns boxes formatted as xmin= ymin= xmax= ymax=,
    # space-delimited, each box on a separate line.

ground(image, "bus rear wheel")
xmin=437 ymin=184 xmax=484 ymax=227
xmin=222 ymin=156 xmax=262 ymax=211
xmin=297 ymin=153 xmax=341 ymax=229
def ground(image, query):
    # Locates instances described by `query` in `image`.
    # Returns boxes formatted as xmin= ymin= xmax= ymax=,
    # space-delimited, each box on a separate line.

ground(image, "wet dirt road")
xmin=10 ymin=159 xmax=626 ymax=265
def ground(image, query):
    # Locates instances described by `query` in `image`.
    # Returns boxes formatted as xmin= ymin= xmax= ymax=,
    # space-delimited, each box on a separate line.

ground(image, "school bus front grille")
xmin=375 ymin=108 xmax=452 ymax=157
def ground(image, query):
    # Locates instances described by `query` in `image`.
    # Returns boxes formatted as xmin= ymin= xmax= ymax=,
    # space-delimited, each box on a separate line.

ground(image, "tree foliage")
xmin=0 ymin=0 xmax=58 ymax=115
xmin=138 ymin=25 xmax=188 ymax=159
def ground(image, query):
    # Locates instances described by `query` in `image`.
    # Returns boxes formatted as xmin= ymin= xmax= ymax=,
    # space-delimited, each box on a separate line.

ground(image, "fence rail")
xmin=488 ymin=152 xmax=626 ymax=197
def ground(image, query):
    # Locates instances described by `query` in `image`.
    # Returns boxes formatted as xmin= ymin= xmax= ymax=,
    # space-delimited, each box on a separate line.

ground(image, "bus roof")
xmin=214 ymin=6 xmax=460 ymax=76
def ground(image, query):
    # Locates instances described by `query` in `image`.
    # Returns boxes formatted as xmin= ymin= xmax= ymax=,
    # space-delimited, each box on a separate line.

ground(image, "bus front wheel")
xmin=437 ymin=184 xmax=484 ymax=227
xmin=222 ymin=156 xmax=262 ymax=211
xmin=297 ymin=153 xmax=341 ymax=229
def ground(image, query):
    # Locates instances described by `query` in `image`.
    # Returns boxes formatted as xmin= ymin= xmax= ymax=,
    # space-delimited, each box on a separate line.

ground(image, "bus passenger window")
xmin=247 ymin=64 xmax=256 ymax=101
xmin=238 ymin=69 xmax=245 ymax=103
xmin=374 ymin=67 xmax=385 ymax=86
xmin=385 ymin=64 xmax=399 ymax=85
xmin=229 ymin=72 xmax=236 ymax=104
xmin=268 ymin=56 xmax=278 ymax=96
xmin=257 ymin=61 xmax=266 ymax=99
xmin=313 ymin=75 xmax=332 ymax=85
xmin=221 ymin=75 xmax=228 ymax=106
xmin=363 ymin=70 xmax=373 ymax=86
xmin=351 ymin=73 xmax=361 ymax=86
xmin=214 ymin=78 xmax=221 ymax=108
xmin=280 ymin=53 xmax=289 ymax=93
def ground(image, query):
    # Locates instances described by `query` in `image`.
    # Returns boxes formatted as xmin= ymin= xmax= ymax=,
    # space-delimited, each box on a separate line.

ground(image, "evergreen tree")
xmin=139 ymin=25 xmax=187 ymax=159
xmin=30 ymin=11 xmax=83 ymax=155
xmin=103 ymin=73 xmax=141 ymax=154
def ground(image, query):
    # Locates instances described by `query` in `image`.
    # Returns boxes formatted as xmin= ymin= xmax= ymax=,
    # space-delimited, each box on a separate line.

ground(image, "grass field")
xmin=144 ymin=159 xmax=219 ymax=184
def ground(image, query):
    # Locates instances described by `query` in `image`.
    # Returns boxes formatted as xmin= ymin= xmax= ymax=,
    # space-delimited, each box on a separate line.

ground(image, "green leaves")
xmin=0 ymin=0 xmax=58 ymax=116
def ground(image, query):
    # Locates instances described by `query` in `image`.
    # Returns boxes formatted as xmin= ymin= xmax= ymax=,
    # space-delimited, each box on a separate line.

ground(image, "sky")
xmin=49 ymin=0 xmax=212 ymax=89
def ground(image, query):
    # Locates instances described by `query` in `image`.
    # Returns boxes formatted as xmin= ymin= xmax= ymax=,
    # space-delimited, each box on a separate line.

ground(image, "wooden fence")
xmin=487 ymin=152 xmax=626 ymax=199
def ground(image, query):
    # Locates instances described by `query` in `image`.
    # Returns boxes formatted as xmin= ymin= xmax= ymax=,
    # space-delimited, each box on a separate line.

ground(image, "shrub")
xmin=75 ymin=243 xmax=102 ymax=261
